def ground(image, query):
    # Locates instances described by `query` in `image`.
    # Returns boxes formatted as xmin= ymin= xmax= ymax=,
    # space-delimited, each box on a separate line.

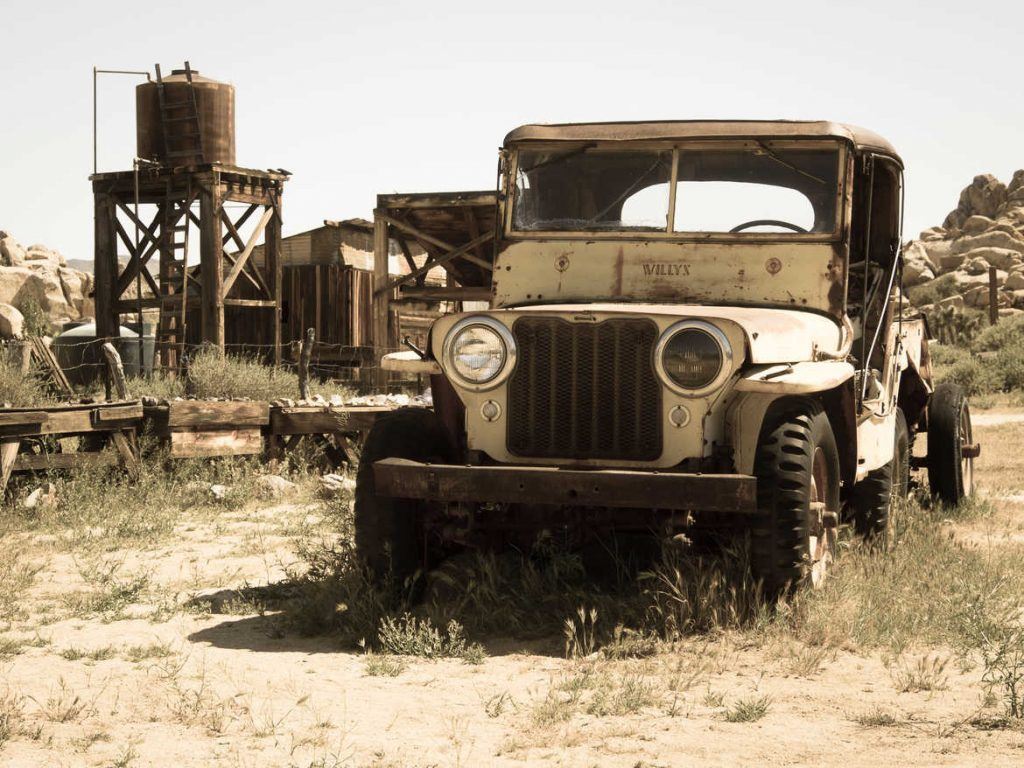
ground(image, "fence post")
xmin=101 ymin=342 xmax=130 ymax=401
xmin=989 ymin=266 xmax=999 ymax=326
xmin=299 ymin=328 xmax=314 ymax=401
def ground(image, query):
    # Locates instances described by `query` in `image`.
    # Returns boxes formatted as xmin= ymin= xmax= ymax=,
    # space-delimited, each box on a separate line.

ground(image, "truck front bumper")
xmin=373 ymin=459 xmax=757 ymax=514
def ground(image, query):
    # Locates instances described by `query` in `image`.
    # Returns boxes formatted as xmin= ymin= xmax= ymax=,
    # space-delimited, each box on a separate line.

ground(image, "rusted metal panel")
xmin=503 ymin=121 xmax=901 ymax=162
xmin=493 ymin=240 xmax=842 ymax=320
xmin=374 ymin=458 xmax=757 ymax=513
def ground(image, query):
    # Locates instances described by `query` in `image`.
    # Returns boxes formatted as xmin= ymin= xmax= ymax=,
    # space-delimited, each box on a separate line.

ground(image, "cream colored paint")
xmin=430 ymin=308 xmax=748 ymax=469
xmin=734 ymin=361 xmax=855 ymax=394
xmin=493 ymin=239 xmax=842 ymax=320
xmin=505 ymin=302 xmax=845 ymax=364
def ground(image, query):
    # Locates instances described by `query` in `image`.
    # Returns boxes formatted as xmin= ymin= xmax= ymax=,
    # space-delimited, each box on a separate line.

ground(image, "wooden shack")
xmin=248 ymin=219 xmax=448 ymax=378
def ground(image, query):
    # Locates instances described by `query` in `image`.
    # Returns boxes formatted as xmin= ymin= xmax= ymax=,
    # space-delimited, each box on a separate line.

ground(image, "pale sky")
xmin=2 ymin=0 xmax=1021 ymax=261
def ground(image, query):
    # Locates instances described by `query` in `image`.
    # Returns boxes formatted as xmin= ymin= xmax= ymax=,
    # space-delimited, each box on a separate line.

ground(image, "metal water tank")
xmin=136 ymin=68 xmax=236 ymax=165
xmin=53 ymin=323 xmax=150 ymax=388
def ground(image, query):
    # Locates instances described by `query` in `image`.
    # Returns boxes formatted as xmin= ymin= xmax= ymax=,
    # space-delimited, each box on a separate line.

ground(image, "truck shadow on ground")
xmin=184 ymin=584 xmax=560 ymax=657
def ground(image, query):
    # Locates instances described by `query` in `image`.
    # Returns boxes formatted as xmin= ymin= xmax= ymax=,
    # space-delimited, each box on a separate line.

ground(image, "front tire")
xmin=751 ymin=399 xmax=841 ymax=595
xmin=354 ymin=408 xmax=454 ymax=589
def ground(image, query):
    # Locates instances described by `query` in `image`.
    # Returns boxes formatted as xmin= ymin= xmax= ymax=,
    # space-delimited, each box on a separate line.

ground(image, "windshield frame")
xmin=503 ymin=138 xmax=849 ymax=242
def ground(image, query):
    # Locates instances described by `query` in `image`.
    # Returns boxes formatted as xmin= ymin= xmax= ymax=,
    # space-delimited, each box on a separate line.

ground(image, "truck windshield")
xmin=512 ymin=144 xmax=841 ymax=235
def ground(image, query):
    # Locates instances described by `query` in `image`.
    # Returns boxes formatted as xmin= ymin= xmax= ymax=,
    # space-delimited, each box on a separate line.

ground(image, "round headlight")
xmin=656 ymin=321 xmax=732 ymax=396
xmin=443 ymin=318 xmax=516 ymax=390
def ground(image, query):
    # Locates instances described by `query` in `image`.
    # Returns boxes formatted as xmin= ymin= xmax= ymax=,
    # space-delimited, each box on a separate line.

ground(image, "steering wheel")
xmin=729 ymin=219 xmax=807 ymax=234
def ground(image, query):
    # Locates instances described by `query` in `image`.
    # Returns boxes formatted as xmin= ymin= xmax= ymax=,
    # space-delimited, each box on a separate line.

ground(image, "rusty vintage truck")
xmin=357 ymin=120 xmax=977 ymax=594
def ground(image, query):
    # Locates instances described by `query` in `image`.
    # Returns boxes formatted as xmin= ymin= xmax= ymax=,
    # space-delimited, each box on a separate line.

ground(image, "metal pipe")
xmin=92 ymin=67 xmax=151 ymax=174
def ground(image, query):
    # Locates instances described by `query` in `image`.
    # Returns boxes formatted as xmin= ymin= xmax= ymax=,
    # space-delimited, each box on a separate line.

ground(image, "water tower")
xmin=90 ymin=62 xmax=289 ymax=368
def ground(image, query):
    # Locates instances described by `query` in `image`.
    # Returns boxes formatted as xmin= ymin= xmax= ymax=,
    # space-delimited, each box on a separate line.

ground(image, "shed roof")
xmin=504 ymin=120 xmax=900 ymax=161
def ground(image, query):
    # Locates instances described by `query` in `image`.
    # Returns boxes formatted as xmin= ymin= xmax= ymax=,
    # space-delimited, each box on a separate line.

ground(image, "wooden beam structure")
xmin=372 ymin=190 xmax=499 ymax=387
xmin=91 ymin=163 xmax=289 ymax=371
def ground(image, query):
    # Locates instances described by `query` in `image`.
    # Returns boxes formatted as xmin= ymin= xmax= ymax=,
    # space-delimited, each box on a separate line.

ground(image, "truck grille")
xmin=507 ymin=316 xmax=662 ymax=461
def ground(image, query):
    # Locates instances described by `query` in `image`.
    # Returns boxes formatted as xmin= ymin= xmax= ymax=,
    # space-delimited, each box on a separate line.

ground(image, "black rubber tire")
xmin=354 ymin=408 xmax=454 ymax=589
xmin=850 ymin=409 xmax=909 ymax=540
xmin=751 ymin=398 xmax=841 ymax=595
xmin=928 ymin=383 xmax=973 ymax=506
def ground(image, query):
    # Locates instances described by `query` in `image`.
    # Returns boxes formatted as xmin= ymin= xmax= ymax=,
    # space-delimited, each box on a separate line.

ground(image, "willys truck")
xmin=358 ymin=120 xmax=978 ymax=594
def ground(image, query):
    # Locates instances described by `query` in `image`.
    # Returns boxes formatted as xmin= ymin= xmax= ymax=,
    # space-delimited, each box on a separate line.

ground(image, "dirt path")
xmin=1 ymin=422 xmax=1024 ymax=767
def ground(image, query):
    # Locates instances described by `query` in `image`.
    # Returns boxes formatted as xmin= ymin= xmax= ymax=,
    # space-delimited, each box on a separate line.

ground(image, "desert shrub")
xmin=0 ymin=360 xmax=54 ymax=407
xmin=972 ymin=314 xmax=1024 ymax=352
xmin=14 ymin=296 xmax=50 ymax=337
xmin=941 ymin=356 xmax=1001 ymax=396
xmin=908 ymin=274 xmax=959 ymax=307
xmin=125 ymin=373 xmax=185 ymax=401
xmin=183 ymin=346 xmax=299 ymax=400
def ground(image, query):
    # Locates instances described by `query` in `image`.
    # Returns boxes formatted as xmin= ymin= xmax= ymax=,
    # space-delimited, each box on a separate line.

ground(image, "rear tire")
xmin=354 ymin=408 xmax=454 ymax=589
xmin=928 ymin=383 xmax=974 ymax=506
xmin=850 ymin=409 xmax=909 ymax=540
xmin=751 ymin=398 xmax=841 ymax=595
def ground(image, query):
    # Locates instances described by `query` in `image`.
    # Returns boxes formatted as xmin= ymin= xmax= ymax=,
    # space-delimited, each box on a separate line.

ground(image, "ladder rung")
xmin=164 ymin=115 xmax=200 ymax=124
xmin=161 ymin=101 xmax=193 ymax=109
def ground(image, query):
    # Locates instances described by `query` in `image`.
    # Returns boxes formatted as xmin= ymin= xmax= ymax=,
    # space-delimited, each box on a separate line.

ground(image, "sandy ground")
xmin=2 ymin=417 xmax=1024 ymax=767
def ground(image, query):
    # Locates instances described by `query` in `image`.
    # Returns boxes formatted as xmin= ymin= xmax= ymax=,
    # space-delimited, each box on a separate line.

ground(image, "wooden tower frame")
xmin=91 ymin=163 xmax=288 ymax=368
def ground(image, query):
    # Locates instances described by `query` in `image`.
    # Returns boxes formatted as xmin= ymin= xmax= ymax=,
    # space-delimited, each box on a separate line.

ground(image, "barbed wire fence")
xmin=0 ymin=335 xmax=423 ymax=397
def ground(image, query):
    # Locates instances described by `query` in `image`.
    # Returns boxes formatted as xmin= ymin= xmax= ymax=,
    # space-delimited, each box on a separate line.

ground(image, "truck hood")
xmin=505 ymin=303 xmax=844 ymax=364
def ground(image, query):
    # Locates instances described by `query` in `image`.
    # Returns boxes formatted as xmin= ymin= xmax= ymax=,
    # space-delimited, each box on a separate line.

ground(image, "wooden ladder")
xmin=154 ymin=61 xmax=205 ymax=166
xmin=156 ymin=192 xmax=198 ymax=368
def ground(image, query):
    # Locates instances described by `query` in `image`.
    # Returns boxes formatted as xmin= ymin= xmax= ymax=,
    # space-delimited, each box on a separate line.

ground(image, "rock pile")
xmin=904 ymin=172 xmax=1024 ymax=314
xmin=0 ymin=229 xmax=94 ymax=337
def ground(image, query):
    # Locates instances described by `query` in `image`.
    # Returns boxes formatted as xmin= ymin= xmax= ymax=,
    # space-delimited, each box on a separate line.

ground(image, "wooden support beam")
xmin=395 ymin=234 xmax=420 ymax=279
xmin=0 ymin=438 xmax=20 ymax=496
xmin=378 ymin=214 xmax=494 ymax=272
xmin=373 ymin=214 xmax=391 ymax=389
xmin=375 ymin=231 xmax=494 ymax=295
xmin=266 ymin=194 xmax=283 ymax=367
xmin=223 ymin=298 xmax=276 ymax=308
xmin=199 ymin=179 xmax=225 ymax=348
xmin=94 ymin=194 xmax=119 ymax=351
xmin=398 ymin=285 xmax=493 ymax=301
xmin=222 ymin=207 xmax=274 ymax=297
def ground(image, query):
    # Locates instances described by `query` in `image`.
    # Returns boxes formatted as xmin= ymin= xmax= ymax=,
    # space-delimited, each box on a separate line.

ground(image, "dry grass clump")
xmin=0 ymin=543 xmax=40 ymax=624
xmin=0 ymin=348 xmax=55 ymax=407
xmin=185 ymin=347 xmax=299 ymax=400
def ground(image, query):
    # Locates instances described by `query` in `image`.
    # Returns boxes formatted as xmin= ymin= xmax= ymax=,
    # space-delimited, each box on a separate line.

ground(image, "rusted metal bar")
xmin=374 ymin=458 xmax=758 ymax=513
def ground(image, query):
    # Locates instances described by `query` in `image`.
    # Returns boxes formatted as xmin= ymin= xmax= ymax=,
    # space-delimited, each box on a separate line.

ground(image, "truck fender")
xmin=727 ymin=375 xmax=858 ymax=489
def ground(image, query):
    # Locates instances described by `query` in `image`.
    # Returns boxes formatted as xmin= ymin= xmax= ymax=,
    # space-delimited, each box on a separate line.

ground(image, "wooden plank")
xmin=92 ymin=403 xmax=144 ymax=424
xmin=222 ymin=206 xmax=274 ymax=297
xmin=223 ymin=298 xmax=276 ymax=308
xmin=269 ymin=408 xmax=349 ymax=436
xmin=377 ymin=191 xmax=497 ymax=209
xmin=397 ymin=286 xmax=492 ymax=301
xmin=111 ymin=430 xmax=141 ymax=478
xmin=166 ymin=400 xmax=270 ymax=428
xmin=0 ymin=412 xmax=47 ymax=428
xmin=30 ymin=338 xmax=73 ymax=397
xmin=336 ymin=406 xmax=393 ymax=433
xmin=13 ymin=451 xmax=118 ymax=472
xmin=0 ymin=438 xmax=20 ymax=494
xmin=170 ymin=428 xmax=262 ymax=458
